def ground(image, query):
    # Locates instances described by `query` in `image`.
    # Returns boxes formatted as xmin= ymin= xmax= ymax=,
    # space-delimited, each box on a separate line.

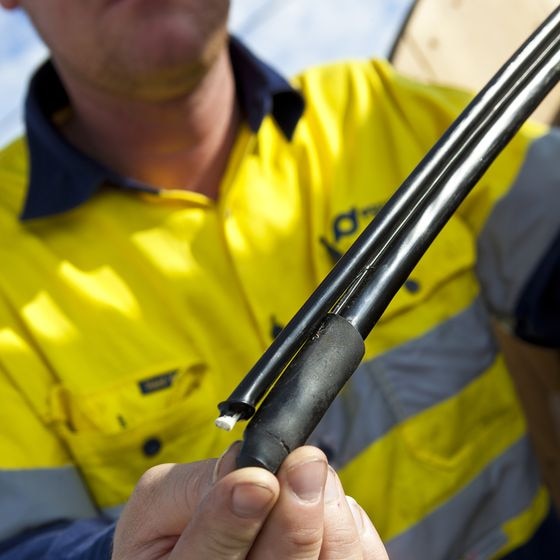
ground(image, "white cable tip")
xmin=215 ymin=413 xmax=241 ymax=431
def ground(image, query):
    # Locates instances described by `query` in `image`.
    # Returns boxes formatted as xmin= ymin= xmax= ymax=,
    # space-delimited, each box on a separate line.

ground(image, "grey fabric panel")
xmin=386 ymin=436 xmax=541 ymax=560
xmin=308 ymin=298 xmax=498 ymax=468
xmin=0 ymin=466 xmax=98 ymax=540
xmin=476 ymin=129 xmax=560 ymax=321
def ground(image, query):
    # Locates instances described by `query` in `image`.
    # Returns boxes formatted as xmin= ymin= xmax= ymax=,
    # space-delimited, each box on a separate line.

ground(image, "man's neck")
xmin=59 ymin=47 xmax=240 ymax=199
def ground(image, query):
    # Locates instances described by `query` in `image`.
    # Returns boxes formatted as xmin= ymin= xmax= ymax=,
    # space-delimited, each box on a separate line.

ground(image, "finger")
xmin=346 ymin=497 xmax=390 ymax=560
xmin=248 ymin=446 xmax=328 ymax=559
xmin=169 ymin=466 xmax=279 ymax=560
xmin=115 ymin=442 xmax=241 ymax=547
xmin=319 ymin=467 xmax=362 ymax=560
xmin=114 ymin=460 xmax=214 ymax=552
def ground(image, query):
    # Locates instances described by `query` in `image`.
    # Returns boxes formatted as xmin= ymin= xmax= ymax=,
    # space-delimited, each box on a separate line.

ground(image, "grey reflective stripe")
xmin=0 ymin=466 xmax=98 ymax=541
xmin=386 ymin=436 xmax=541 ymax=560
xmin=477 ymin=129 xmax=560 ymax=320
xmin=309 ymin=298 xmax=497 ymax=468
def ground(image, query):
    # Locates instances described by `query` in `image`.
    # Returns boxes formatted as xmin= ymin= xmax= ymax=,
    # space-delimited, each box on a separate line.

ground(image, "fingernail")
xmin=212 ymin=441 xmax=242 ymax=484
xmin=231 ymin=483 xmax=275 ymax=518
xmin=287 ymin=459 xmax=327 ymax=503
xmin=346 ymin=496 xmax=365 ymax=531
xmin=324 ymin=467 xmax=341 ymax=503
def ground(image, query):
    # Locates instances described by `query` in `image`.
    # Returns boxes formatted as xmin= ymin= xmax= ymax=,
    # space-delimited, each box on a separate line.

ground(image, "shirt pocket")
xmin=48 ymin=359 xmax=239 ymax=510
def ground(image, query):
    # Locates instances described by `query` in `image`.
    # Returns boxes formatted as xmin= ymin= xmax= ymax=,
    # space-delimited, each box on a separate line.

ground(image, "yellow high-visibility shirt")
xmin=0 ymin=52 xmax=556 ymax=559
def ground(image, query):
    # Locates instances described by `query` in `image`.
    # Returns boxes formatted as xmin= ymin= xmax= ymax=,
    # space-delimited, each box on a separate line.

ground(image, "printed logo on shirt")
xmin=319 ymin=202 xmax=421 ymax=296
xmin=320 ymin=203 xmax=385 ymax=264
xmin=331 ymin=204 xmax=383 ymax=243
xmin=270 ymin=316 xmax=285 ymax=340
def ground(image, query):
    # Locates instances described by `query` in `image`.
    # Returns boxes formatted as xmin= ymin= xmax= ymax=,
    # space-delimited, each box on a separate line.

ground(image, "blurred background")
xmin=1 ymin=0 xmax=558 ymax=148
xmin=0 ymin=0 xmax=413 ymax=147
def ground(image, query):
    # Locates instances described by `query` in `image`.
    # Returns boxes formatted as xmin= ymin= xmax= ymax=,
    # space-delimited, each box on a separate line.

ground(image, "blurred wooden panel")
xmin=390 ymin=0 xmax=560 ymax=124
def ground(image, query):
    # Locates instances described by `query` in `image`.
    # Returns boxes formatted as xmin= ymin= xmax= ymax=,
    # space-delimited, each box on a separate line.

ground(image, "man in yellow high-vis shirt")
xmin=0 ymin=1 xmax=559 ymax=559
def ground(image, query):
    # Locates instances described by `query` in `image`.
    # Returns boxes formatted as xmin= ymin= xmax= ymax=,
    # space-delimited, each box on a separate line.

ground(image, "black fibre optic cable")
xmin=216 ymin=5 xmax=560 ymax=445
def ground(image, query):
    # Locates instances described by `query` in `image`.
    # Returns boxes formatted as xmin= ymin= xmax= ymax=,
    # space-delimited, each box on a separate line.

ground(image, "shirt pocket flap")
xmin=50 ymin=359 xmax=208 ymax=435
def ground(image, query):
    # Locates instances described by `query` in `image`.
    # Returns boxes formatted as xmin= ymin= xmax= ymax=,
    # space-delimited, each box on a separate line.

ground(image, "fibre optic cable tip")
xmin=215 ymin=413 xmax=241 ymax=431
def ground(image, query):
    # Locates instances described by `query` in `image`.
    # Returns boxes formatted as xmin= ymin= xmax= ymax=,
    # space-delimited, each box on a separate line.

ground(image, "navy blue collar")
xmin=21 ymin=36 xmax=305 ymax=220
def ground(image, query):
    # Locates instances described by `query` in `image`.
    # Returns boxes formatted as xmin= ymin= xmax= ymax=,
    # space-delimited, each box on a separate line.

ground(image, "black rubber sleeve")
xmin=236 ymin=313 xmax=365 ymax=473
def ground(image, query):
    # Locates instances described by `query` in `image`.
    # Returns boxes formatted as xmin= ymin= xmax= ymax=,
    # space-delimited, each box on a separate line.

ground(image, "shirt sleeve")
xmin=0 ymin=520 xmax=114 ymax=560
xmin=371 ymin=61 xmax=558 ymax=346
xmin=475 ymin=129 xmax=560 ymax=346
xmin=515 ymin=229 xmax=560 ymax=347
xmin=387 ymin=63 xmax=559 ymax=347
